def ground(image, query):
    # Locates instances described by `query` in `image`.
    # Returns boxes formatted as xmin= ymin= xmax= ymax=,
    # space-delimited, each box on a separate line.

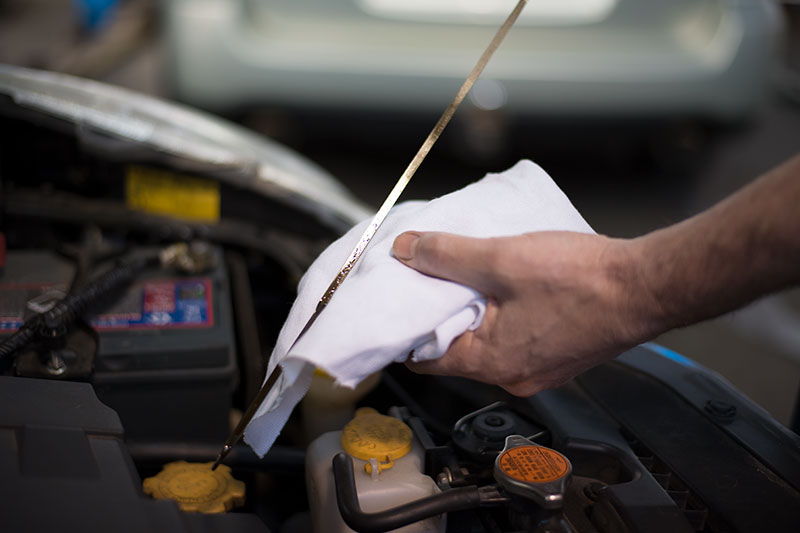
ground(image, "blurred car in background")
xmin=164 ymin=0 xmax=782 ymax=121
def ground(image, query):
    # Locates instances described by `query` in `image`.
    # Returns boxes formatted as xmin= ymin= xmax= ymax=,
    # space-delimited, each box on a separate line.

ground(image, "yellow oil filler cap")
xmin=341 ymin=407 xmax=413 ymax=475
xmin=142 ymin=461 xmax=245 ymax=513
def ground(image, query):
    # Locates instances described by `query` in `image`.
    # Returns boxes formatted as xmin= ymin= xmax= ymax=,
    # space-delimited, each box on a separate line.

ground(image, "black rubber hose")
xmin=224 ymin=251 xmax=265 ymax=404
xmin=333 ymin=453 xmax=482 ymax=533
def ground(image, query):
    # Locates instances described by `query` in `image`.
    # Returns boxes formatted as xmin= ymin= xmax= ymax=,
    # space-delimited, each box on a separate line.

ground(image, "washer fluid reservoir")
xmin=305 ymin=407 xmax=442 ymax=532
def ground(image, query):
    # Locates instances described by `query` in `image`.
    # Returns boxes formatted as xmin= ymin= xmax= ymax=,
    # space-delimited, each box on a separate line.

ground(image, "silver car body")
xmin=164 ymin=0 xmax=782 ymax=119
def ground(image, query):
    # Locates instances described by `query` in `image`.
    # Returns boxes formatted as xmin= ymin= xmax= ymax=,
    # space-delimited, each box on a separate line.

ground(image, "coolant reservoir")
xmin=301 ymin=369 xmax=381 ymax=443
xmin=306 ymin=408 xmax=443 ymax=533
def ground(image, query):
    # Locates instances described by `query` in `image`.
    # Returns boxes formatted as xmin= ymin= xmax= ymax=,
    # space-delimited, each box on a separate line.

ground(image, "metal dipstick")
xmin=212 ymin=0 xmax=529 ymax=471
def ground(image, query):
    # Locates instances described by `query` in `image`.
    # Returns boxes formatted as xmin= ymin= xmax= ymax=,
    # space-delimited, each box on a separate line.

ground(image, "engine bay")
xmin=1 ymin=66 xmax=799 ymax=533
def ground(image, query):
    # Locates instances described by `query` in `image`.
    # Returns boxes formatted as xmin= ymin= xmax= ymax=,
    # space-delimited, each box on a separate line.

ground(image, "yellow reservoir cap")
xmin=313 ymin=367 xmax=332 ymax=378
xmin=341 ymin=408 xmax=413 ymax=474
xmin=142 ymin=461 xmax=245 ymax=513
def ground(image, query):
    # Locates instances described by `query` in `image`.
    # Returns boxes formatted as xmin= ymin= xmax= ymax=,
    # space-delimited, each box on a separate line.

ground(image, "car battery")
xmin=0 ymin=248 xmax=237 ymax=443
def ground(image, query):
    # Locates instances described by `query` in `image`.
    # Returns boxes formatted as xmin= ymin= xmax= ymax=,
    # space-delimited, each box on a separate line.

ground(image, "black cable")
xmin=0 ymin=318 xmax=39 ymax=365
xmin=333 ymin=453 xmax=482 ymax=533
xmin=39 ymin=253 xmax=159 ymax=337
xmin=0 ymin=252 xmax=159 ymax=366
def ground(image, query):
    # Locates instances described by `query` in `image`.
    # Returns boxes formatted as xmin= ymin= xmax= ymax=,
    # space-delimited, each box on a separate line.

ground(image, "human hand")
xmin=392 ymin=231 xmax=655 ymax=396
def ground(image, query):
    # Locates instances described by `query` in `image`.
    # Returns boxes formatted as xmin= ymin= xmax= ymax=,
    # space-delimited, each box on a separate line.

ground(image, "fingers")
xmin=405 ymin=328 xmax=473 ymax=375
xmin=405 ymin=356 xmax=457 ymax=377
xmin=406 ymin=349 xmax=545 ymax=398
xmin=407 ymin=349 xmax=548 ymax=398
xmin=392 ymin=231 xmax=500 ymax=294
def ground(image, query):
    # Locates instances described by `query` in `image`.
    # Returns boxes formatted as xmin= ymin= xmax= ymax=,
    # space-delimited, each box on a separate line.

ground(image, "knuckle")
xmin=416 ymin=233 xmax=449 ymax=267
xmin=484 ymin=240 xmax=515 ymax=289
xmin=484 ymin=241 xmax=505 ymax=272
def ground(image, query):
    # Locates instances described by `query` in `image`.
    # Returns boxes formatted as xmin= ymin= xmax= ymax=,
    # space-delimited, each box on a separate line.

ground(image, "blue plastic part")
xmin=73 ymin=0 xmax=119 ymax=31
xmin=643 ymin=342 xmax=698 ymax=368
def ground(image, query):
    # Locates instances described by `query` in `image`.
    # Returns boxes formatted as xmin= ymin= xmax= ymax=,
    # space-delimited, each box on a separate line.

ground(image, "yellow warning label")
xmin=498 ymin=446 xmax=570 ymax=484
xmin=125 ymin=166 xmax=220 ymax=222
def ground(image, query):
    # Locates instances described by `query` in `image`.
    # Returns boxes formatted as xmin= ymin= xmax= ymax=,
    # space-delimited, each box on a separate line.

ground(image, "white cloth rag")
xmin=244 ymin=160 xmax=594 ymax=456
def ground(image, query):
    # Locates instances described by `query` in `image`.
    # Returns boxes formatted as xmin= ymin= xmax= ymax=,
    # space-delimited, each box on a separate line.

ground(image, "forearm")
xmin=629 ymin=154 xmax=800 ymax=336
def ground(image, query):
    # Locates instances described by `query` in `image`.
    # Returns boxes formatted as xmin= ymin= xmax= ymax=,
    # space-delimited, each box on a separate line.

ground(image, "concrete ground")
xmin=1 ymin=0 xmax=799 ymax=427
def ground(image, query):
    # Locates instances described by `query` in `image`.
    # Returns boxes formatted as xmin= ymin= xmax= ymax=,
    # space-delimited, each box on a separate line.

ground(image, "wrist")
xmin=605 ymin=235 xmax=674 ymax=346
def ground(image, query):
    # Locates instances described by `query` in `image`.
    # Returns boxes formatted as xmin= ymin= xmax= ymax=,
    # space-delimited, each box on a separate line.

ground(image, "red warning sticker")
xmin=497 ymin=446 xmax=570 ymax=483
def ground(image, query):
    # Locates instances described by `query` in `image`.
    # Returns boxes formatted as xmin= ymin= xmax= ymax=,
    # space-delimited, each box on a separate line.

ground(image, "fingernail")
xmin=393 ymin=232 xmax=420 ymax=261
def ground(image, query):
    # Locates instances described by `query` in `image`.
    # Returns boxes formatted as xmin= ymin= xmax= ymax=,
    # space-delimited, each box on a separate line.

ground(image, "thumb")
xmin=392 ymin=231 xmax=499 ymax=293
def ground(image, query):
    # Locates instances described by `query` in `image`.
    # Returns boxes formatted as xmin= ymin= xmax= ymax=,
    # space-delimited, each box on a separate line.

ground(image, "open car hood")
xmin=0 ymin=64 xmax=372 ymax=234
